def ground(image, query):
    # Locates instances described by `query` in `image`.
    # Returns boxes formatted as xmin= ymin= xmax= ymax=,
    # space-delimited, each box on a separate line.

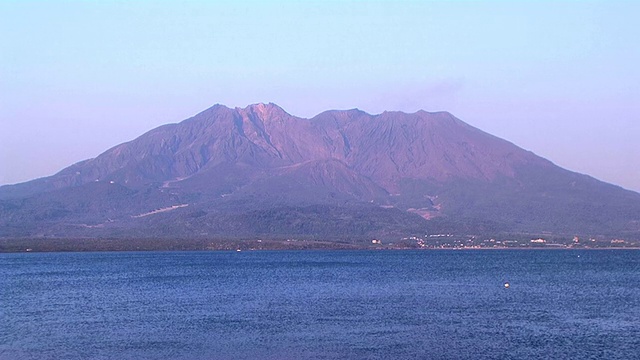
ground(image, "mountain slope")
xmin=1 ymin=103 xmax=639 ymax=240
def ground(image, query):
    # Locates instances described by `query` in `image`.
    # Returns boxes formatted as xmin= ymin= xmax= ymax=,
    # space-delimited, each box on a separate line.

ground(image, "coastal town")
xmin=388 ymin=234 xmax=639 ymax=249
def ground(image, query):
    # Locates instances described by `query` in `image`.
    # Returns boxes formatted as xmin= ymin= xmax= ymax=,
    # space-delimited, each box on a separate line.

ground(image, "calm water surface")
xmin=1 ymin=250 xmax=639 ymax=359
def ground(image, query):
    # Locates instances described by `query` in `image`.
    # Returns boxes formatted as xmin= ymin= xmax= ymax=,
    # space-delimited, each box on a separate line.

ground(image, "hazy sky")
xmin=1 ymin=1 xmax=639 ymax=192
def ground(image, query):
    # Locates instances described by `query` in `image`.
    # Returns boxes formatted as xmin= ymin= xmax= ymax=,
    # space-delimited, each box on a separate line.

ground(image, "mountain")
xmin=1 ymin=103 xmax=639 ymax=241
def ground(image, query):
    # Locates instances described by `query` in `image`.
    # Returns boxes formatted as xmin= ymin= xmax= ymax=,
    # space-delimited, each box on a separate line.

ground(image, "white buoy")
xmin=504 ymin=282 xmax=510 ymax=289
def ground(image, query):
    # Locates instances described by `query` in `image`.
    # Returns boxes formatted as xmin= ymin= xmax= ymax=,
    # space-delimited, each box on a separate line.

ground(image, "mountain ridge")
xmin=1 ymin=103 xmax=639 ymax=240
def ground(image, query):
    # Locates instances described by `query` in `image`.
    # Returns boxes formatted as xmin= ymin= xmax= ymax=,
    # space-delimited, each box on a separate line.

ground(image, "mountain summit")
xmin=2 ymin=103 xmax=639 ymax=240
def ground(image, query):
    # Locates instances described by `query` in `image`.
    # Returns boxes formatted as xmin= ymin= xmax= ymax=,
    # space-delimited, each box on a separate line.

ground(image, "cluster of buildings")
xmin=385 ymin=234 xmax=638 ymax=249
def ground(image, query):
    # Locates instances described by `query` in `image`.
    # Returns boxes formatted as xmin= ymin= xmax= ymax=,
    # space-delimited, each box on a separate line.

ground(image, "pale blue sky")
xmin=1 ymin=1 xmax=639 ymax=191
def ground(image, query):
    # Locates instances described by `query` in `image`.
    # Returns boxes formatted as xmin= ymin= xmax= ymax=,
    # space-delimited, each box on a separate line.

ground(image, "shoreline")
xmin=1 ymin=238 xmax=638 ymax=253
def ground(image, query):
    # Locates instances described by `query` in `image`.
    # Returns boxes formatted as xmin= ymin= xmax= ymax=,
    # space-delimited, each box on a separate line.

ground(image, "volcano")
xmin=2 ymin=103 xmax=639 ymax=241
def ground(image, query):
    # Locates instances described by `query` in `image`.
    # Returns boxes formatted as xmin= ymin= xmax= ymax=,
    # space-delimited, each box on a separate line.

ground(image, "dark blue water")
xmin=1 ymin=250 xmax=640 ymax=359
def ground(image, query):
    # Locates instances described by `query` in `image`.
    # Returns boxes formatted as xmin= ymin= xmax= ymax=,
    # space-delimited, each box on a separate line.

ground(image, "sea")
xmin=1 ymin=250 xmax=639 ymax=360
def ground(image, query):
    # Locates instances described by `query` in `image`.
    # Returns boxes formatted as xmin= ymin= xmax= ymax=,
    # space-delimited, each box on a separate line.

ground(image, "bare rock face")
xmin=1 ymin=103 xmax=639 ymax=240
